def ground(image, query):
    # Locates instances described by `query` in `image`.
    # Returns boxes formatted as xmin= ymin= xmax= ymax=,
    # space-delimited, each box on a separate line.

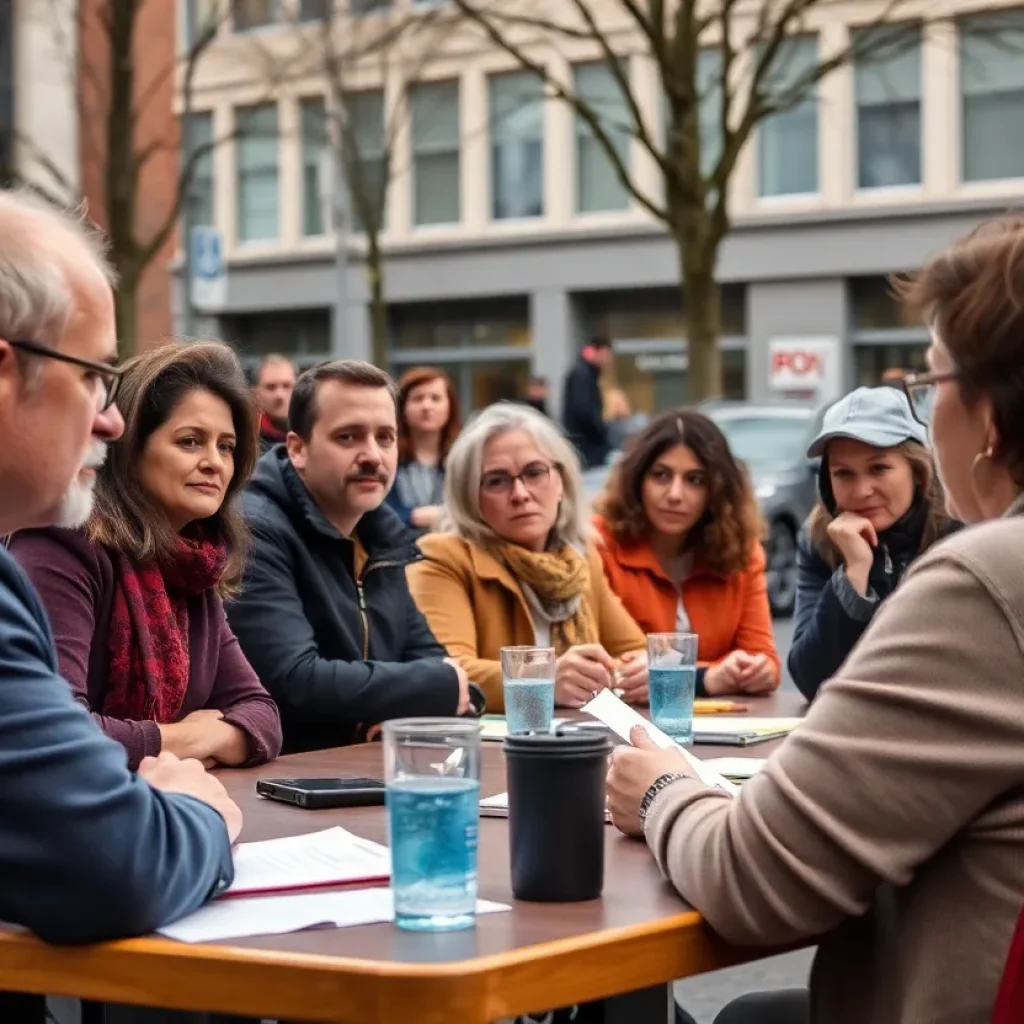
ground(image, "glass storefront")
xmin=849 ymin=276 xmax=928 ymax=387
xmin=583 ymin=285 xmax=748 ymax=412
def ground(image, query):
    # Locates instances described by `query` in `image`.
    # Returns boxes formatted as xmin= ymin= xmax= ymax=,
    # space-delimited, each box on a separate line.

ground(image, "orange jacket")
xmin=592 ymin=515 xmax=780 ymax=684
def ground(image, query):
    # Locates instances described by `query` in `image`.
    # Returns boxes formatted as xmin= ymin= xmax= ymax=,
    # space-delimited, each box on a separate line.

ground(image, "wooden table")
xmin=0 ymin=691 xmax=806 ymax=1023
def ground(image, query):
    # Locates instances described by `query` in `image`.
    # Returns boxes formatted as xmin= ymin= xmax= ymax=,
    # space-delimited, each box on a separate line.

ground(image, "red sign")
xmin=771 ymin=349 xmax=822 ymax=377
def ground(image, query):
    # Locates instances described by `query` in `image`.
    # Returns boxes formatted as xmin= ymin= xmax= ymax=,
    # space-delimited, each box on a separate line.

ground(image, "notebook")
xmin=693 ymin=717 xmax=803 ymax=747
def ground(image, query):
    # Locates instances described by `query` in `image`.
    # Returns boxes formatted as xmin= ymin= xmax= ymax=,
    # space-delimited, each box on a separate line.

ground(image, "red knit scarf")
xmin=105 ymin=535 xmax=227 ymax=722
xmin=259 ymin=411 xmax=288 ymax=444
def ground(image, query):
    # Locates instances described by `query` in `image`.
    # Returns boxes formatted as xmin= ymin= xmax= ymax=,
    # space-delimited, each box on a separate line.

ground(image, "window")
xmin=299 ymin=0 xmax=331 ymax=18
xmin=300 ymin=97 xmax=327 ymax=236
xmin=697 ymin=48 xmax=724 ymax=181
xmin=235 ymin=103 xmax=279 ymax=242
xmin=350 ymin=0 xmax=390 ymax=13
xmin=184 ymin=111 xmax=215 ymax=228
xmin=574 ymin=61 xmax=630 ymax=213
xmin=411 ymin=81 xmax=460 ymax=226
xmin=184 ymin=0 xmax=220 ymax=48
xmin=345 ymin=89 xmax=386 ymax=234
xmin=232 ymin=0 xmax=279 ymax=31
xmin=758 ymin=35 xmax=819 ymax=196
xmin=490 ymin=71 xmax=544 ymax=220
xmin=854 ymin=27 xmax=921 ymax=188
xmin=960 ymin=11 xmax=1024 ymax=182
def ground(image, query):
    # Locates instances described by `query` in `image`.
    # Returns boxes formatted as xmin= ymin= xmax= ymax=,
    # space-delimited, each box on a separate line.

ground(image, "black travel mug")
xmin=504 ymin=727 xmax=613 ymax=902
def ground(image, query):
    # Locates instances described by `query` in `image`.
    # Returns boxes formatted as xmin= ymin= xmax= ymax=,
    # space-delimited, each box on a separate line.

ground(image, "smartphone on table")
xmin=256 ymin=777 xmax=387 ymax=809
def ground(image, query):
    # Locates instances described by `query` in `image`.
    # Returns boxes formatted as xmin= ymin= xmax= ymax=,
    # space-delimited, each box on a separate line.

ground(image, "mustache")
xmin=347 ymin=466 xmax=389 ymax=484
xmin=83 ymin=442 xmax=107 ymax=471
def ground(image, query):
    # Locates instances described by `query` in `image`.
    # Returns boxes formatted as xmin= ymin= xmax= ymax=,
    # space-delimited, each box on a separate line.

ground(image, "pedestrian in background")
xmin=253 ymin=353 xmax=296 ymax=454
xmin=562 ymin=336 xmax=613 ymax=468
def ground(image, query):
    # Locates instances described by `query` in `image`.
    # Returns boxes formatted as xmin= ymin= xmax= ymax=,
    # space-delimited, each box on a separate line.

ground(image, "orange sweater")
xmin=592 ymin=516 xmax=780 ymax=684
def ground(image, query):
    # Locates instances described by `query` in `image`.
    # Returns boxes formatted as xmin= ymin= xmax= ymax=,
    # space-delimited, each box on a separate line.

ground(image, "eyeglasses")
xmin=480 ymin=461 xmax=557 ymax=496
xmin=900 ymin=371 xmax=959 ymax=427
xmin=9 ymin=339 xmax=123 ymax=412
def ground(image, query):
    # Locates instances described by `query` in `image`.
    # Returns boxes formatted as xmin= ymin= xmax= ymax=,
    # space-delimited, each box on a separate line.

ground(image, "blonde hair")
xmin=438 ymin=402 xmax=589 ymax=550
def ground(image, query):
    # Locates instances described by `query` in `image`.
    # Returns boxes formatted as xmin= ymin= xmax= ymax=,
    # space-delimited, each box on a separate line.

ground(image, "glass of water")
xmin=501 ymin=646 xmax=556 ymax=735
xmin=383 ymin=718 xmax=482 ymax=932
xmin=647 ymin=633 xmax=699 ymax=745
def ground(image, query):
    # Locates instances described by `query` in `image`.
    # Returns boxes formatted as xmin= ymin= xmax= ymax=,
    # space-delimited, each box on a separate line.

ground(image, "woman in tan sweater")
xmin=408 ymin=402 xmax=646 ymax=713
xmin=608 ymin=216 xmax=1024 ymax=1024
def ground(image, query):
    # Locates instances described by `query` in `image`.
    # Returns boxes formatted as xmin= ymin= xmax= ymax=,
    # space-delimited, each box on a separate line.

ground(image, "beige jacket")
xmin=646 ymin=498 xmax=1024 ymax=1023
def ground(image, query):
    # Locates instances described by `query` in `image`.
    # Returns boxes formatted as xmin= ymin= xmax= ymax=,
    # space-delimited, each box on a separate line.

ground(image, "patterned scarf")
xmin=493 ymin=541 xmax=597 ymax=655
xmin=105 ymin=534 xmax=227 ymax=722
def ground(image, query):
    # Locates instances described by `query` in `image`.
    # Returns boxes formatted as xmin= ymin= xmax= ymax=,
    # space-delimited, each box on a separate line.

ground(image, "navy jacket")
xmin=227 ymin=448 xmax=460 ymax=753
xmin=0 ymin=545 xmax=233 ymax=945
xmin=562 ymin=359 xmax=610 ymax=469
xmin=788 ymin=502 xmax=941 ymax=701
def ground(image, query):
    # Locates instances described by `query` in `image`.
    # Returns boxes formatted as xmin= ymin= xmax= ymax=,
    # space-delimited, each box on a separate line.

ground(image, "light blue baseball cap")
xmin=807 ymin=386 xmax=928 ymax=459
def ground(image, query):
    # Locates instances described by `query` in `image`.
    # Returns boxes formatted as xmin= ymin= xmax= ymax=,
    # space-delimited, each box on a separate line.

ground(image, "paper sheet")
xmin=481 ymin=791 xmax=613 ymax=823
xmin=160 ymin=887 xmax=511 ymax=944
xmin=225 ymin=827 xmax=391 ymax=897
xmin=581 ymin=689 xmax=739 ymax=795
xmin=693 ymin=717 xmax=803 ymax=736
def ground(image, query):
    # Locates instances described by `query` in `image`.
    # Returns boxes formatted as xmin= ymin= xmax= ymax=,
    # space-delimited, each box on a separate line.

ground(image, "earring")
xmin=970 ymin=445 xmax=996 ymax=493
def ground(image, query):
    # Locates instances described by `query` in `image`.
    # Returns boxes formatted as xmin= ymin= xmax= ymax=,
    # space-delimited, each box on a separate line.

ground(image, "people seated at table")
xmin=385 ymin=366 xmax=460 ymax=536
xmin=253 ymin=352 xmax=297 ymax=454
xmin=11 ymin=340 xmax=282 ymax=772
xmin=607 ymin=215 xmax=1024 ymax=1024
xmin=787 ymin=386 xmax=953 ymax=701
xmin=0 ymin=191 xmax=241 ymax=956
xmin=408 ymin=402 xmax=647 ymax=712
xmin=593 ymin=409 xmax=780 ymax=697
xmin=227 ymin=359 xmax=470 ymax=754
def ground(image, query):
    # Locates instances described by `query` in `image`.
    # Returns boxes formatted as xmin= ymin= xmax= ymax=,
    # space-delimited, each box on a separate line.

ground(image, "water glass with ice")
xmin=647 ymin=633 xmax=699 ymax=745
xmin=383 ymin=718 xmax=482 ymax=932
xmin=501 ymin=646 xmax=556 ymax=735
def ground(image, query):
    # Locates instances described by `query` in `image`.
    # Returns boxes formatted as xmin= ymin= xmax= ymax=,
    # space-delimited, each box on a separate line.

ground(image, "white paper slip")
xmin=581 ymin=689 xmax=738 ymax=795
xmin=481 ymin=791 xmax=613 ymax=823
xmin=703 ymin=758 xmax=767 ymax=781
xmin=160 ymin=887 xmax=511 ymax=944
xmin=225 ymin=827 xmax=391 ymax=898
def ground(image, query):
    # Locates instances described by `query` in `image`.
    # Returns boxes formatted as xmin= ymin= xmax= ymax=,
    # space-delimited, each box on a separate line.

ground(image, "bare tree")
xmin=283 ymin=5 xmax=461 ymax=370
xmin=449 ymin=0 xmax=916 ymax=400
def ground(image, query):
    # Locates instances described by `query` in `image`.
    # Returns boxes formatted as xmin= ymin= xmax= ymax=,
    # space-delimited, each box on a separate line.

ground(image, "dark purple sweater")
xmin=10 ymin=528 xmax=282 ymax=770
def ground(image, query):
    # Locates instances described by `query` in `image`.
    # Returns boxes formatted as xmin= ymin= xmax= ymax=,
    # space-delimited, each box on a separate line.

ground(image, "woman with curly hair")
xmin=593 ymin=409 xmax=780 ymax=697
xmin=385 ymin=366 xmax=461 ymax=535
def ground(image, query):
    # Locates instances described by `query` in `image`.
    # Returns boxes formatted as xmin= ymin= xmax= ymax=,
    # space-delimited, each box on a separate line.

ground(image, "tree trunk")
xmin=680 ymin=253 xmax=723 ymax=402
xmin=115 ymin=266 xmax=139 ymax=355
xmin=365 ymin=241 xmax=389 ymax=372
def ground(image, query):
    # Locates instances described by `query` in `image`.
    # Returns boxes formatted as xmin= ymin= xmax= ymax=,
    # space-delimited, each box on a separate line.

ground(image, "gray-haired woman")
xmin=407 ymin=402 xmax=646 ymax=714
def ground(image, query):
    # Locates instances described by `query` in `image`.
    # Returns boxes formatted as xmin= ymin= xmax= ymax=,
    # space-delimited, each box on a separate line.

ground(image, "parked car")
xmin=580 ymin=401 xmax=827 ymax=618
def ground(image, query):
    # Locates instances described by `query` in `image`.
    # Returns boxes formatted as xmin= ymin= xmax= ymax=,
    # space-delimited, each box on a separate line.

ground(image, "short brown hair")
xmin=396 ymin=366 xmax=461 ymax=466
xmin=88 ymin=340 xmax=258 ymax=597
xmin=594 ymin=409 xmax=763 ymax=576
xmin=289 ymin=359 xmax=398 ymax=440
xmin=892 ymin=215 xmax=1024 ymax=485
xmin=807 ymin=439 xmax=950 ymax=566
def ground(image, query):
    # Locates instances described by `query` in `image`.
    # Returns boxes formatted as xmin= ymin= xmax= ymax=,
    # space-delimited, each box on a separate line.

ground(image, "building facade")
xmin=175 ymin=0 xmax=1024 ymax=415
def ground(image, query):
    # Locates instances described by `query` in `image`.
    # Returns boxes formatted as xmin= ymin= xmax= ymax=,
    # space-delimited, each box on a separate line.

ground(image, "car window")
xmin=713 ymin=416 xmax=810 ymax=464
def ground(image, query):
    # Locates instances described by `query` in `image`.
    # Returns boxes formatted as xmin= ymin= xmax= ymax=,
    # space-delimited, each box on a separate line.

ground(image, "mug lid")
xmin=504 ymin=725 xmax=612 ymax=757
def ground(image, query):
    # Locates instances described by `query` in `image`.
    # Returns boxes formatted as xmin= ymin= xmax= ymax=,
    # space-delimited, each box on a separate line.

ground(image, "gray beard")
xmin=56 ymin=478 xmax=96 ymax=528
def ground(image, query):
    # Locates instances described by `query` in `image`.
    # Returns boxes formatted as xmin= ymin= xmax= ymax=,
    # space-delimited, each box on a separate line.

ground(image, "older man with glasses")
xmin=0 ymin=191 xmax=245 ymax=1020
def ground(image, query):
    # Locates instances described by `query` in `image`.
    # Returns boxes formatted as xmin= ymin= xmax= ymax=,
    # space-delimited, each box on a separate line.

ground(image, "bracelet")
xmin=640 ymin=772 xmax=689 ymax=824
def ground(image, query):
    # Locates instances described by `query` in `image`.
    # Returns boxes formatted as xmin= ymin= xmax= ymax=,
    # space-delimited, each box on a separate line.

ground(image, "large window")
xmin=232 ymin=0 xmax=279 ymax=31
xmin=411 ymin=80 xmax=460 ymax=226
xmin=490 ymin=71 xmax=544 ymax=220
xmin=758 ymin=36 xmax=819 ymax=197
xmin=184 ymin=111 xmax=215 ymax=227
xmin=574 ymin=61 xmax=630 ymax=213
xmin=345 ymin=90 xmax=387 ymax=234
xmin=235 ymin=103 xmax=279 ymax=243
xmin=960 ymin=11 xmax=1024 ymax=182
xmin=300 ymin=97 xmax=327 ymax=237
xmin=855 ymin=27 xmax=921 ymax=188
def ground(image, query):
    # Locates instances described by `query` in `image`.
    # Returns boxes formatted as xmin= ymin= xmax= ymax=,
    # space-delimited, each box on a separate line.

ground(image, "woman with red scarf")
xmin=10 ymin=341 xmax=282 ymax=770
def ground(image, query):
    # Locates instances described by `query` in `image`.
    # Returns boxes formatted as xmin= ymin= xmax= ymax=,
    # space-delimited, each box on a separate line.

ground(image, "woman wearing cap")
xmin=787 ymin=386 xmax=952 ymax=700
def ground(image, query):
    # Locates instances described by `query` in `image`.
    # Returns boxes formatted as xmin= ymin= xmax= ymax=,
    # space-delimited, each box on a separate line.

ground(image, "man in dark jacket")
xmin=254 ymin=353 xmax=297 ymax=454
xmin=0 ymin=191 xmax=239 ymax=993
xmin=228 ymin=359 xmax=470 ymax=753
xmin=562 ymin=337 xmax=613 ymax=468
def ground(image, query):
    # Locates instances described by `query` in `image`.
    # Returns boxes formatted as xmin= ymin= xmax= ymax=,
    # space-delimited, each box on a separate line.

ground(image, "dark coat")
xmin=562 ymin=359 xmax=610 ymax=469
xmin=227 ymin=448 xmax=460 ymax=753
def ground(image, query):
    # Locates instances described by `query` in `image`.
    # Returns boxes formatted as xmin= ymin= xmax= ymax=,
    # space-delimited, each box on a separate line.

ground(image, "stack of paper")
xmin=224 ymin=827 xmax=391 ymax=898
xmin=693 ymin=717 xmax=802 ymax=747
xmin=160 ymin=887 xmax=511 ymax=944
